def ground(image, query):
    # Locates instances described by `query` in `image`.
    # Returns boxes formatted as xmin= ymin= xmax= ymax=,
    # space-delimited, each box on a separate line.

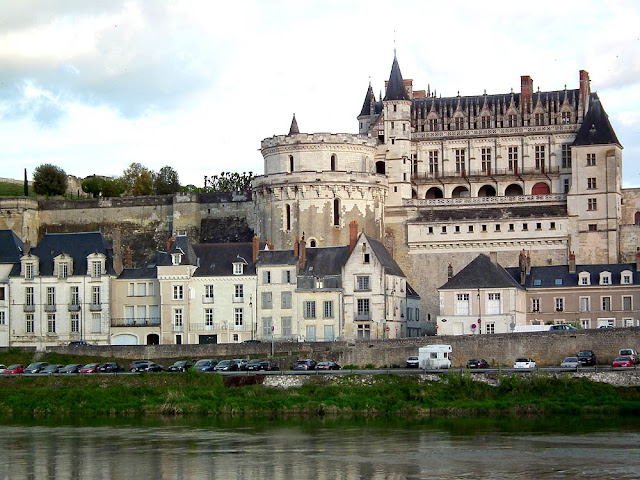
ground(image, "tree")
xmin=120 ymin=163 xmax=153 ymax=196
xmin=101 ymin=179 xmax=125 ymax=197
xmin=81 ymin=175 xmax=105 ymax=198
xmin=206 ymin=171 xmax=254 ymax=193
xmin=23 ymin=169 xmax=28 ymax=197
xmin=33 ymin=164 xmax=68 ymax=196
xmin=153 ymin=166 xmax=181 ymax=195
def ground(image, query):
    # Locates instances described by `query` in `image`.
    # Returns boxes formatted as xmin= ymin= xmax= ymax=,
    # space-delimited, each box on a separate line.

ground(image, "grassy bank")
xmin=0 ymin=371 xmax=639 ymax=418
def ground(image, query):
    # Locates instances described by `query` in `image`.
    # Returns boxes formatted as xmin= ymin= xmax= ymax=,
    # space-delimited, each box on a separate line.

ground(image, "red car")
xmin=612 ymin=356 xmax=634 ymax=368
xmin=80 ymin=363 xmax=101 ymax=373
xmin=4 ymin=364 xmax=26 ymax=374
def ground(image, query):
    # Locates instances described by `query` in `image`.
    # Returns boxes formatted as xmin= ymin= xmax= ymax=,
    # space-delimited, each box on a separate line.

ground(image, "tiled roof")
xmin=505 ymin=263 xmax=640 ymax=288
xmin=0 ymin=230 xmax=23 ymax=263
xmin=440 ymin=254 xmax=524 ymax=290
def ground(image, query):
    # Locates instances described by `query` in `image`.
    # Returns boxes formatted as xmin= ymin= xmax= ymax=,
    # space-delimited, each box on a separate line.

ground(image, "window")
xmin=92 ymin=286 xmax=101 ymax=305
xmin=481 ymin=148 xmax=491 ymax=172
xmin=562 ymin=144 xmax=571 ymax=168
xmin=468 ymin=226 xmax=474 ymax=233
xmin=587 ymin=178 xmax=597 ymax=189
xmin=281 ymin=291 xmax=292 ymax=309
xmin=623 ymin=296 xmax=632 ymax=311
xmin=554 ymin=278 xmax=562 ymax=285
xmin=455 ymin=149 xmax=466 ymax=173
xmin=580 ymin=297 xmax=590 ymax=312
xmin=26 ymin=314 xmax=34 ymax=334
xmin=0 ymin=311 xmax=4 ymax=325
xmin=91 ymin=261 xmax=102 ymax=278
xmin=564 ymin=179 xmax=570 ymax=193
xmin=71 ymin=313 xmax=79 ymax=333
xmin=534 ymin=113 xmax=544 ymax=126
xmin=357 ymin=324 xmax=371 ymax=339
xmin=263 ymin=271 xmax=271 ymax=284
xmin=535 ymin=145 xmax=545 ymax=170
xmin=303 ymin=301 xmax=316 ymax=319
xmin=205 ymin=308 xmax=214 ymax=327
xmin=0 ymin=286 xmax=4 ymax=301
xmin=324 ymin=300 xmax=334 ymax=319
xmin=235 ymin=308 xmax=243 ymax=326
xmin=455 ymin=225 xmax=460 ymax=233
xmin=561 ymin=111 xmax=571 ymax=124
xmin=509 ymin=224 xmax=514 ymax=231
xmin=205 ymin=285 xmax=214 ymax=302
xmin=550 ymin=222 xmax=556 ymax=230
xmin=532 ymin=298 xmax=540 ymax=312
xmin=522 ymin=223 xmax=528 ymax=231
xmin=58 ymin=262 xmax=69 ymax=279
xmin=602 ymin=297 xmax=611 ymax=311
xmin=429 ymin=151 xmax=439 ymax=175
xmin=136 ymin=283 xmax=147 ymax=296
xmin=454 ymin=116 xmax=463 ymax=130
xmin=456 ymin=294 xmax=470 ymax=315
xmin=306 ymin=325 xmax=317 ymax=342
xmin=507 ymin=114 xmax=517 ymax=127
xmin=481 ymin=225 xmax=487 ymax=232
xmin=46 ymin=287 xmax=55 ymax=306
xmin=69 ymin=286 xmax=78 ymax=306
xmin=47 ymin=314 xmax=56 ymax=334
xmin=533 ymin=279 xmax=541 ymax=286
xmin=536 ymin=223 xmax=542 ymax=231
xmin=233 ymin=263 xmax=244 ymax=275
xmin=284 ymin=204 xmax=291 ymax=231
xmin=93 ymin=313 xmax=102 ymax=334
xmin=579 ymin=273 xmax=590 ymax=285
xmin=282 ymin=316 xmax=292 ymax=337
xmin=363 ymin=253 xmax=370 ymax=264
xmin=289 ymin=155 xmax=294 ymax=172
xmin=333 ymin=199 xmax=340 ymax=226
xmin=234 ymin=284 xmax=244 ymax=300
xmin=622 ymin=273 xmax=632 ymax=284
xmin=555 ymin=298 xmax=564 ymax=312
xmin=588 ymin=224 xmax=598 ymax=231
xmin=261 ymin=292 xmax=272 ymax=309
xmin=25 ymin=263 xmax=33 ymax=280
xmin=330 ymin=154 xmax=336 ymax=171
xmin=587 ymin=198 xmax=597 ymax=211
xmin=487 ymin=293 xmax=501 ymax=315
xmin=441 ymin=226 xmax=447 ymax=234
xmin=262 ymin=317 xmax=272 ymax=337
xmin=600 ymin=272 xmax=611 ymax=285
xmin=485 ymin=322 xmax=495 ymax=334
xmin=586 ymin=153 xmax=596 ymax=166
xmin=356 ymin=299 xmax=370 ymax=320
xmin=508 ymin=146 xmax=518 ymax=171
xmin=173 ymin=285 xmax=184 ymax=300
xmin=171 ymin=253 xmax=182 ymax=265
xmin=282 ymin=270 xmax=292 ymax=283
xmin=174 ymin=308 xmax=183 ymax=326
xmin=428 ymin=118 xmax=438 ymax=131
xmin=26 ymin=287 xmax=34 ymax=306
xmin=481 ymin=116 xmax=490 ymax=129
xmin=356 ymin=276 xmax=370 ymax=291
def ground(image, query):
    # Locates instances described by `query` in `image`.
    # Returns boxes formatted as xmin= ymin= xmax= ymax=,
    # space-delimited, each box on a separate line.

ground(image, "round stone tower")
xmin=252 ymin=115 xmax=387 ymax=249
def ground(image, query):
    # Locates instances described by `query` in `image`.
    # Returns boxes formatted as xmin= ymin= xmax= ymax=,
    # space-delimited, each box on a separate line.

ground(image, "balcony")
xmin=90 ymin=304 xmax=102 ymax=311
xmin=403 ymin=193 xmax=566 ymax=208
xmin=111 ymin=317 xmax=160 ymax=327
xmin=44 ymin=304 xmax=56 ymax=312
xmin=202 ymin=296 xmax=215 ymax=304
xmin=68 ymin=304 xmax=81 ymax=311
xmin=190 ymin=322 xmax=219 ymax=332
xmin=24 ymin=304 xmax=35 ymax=312
xmin=233 ymin=296 xmax=244 ymax=304
xmin=411 ymin=166 xmax=561 ymax=185
xmin=355 ymin=313 xmax=371 ymax=321
xmin=173 ymin=324 xmax=183 ymax=332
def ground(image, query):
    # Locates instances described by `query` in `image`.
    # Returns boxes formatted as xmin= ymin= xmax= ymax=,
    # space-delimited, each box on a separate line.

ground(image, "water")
xmin=0 ymin=416 xmax=638 ymax=479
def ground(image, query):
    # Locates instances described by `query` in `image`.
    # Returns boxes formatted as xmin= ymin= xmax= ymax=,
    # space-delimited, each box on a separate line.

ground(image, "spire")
xmin=383 ymin=54 xmax=410 ymax=101
xmin=359 ymin=82 xmax=377 ymax=117
xmin=288 ymin=114 xmax=299 ymax=135
xmin=573 ymin=94 xmax=621 ymax=147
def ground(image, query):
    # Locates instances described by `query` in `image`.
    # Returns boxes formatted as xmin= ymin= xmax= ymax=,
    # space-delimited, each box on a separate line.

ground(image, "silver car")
xmin=560 ymin=357 xmax=579 ymax=368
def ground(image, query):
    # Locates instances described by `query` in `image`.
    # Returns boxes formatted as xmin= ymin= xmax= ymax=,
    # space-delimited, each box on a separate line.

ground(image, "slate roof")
xmin=22 ymin=232 xmax=115 ymax=276
xmin=365 ymin=234 xmax=405 ymax=277
xmin=505 ymin=263 xmax=640 ymax=288
xmin=359 ymin=83 xmax=383 ymax=117
xmin=288 ymin=114 xmax=300 ymax=135
xmin=255 ymin=249 xmax=299 ymax=267
xmin=192 ymin=243 xmax=257 ymax=277
xmin=416 ymin=204 xmax=567 ymax=222
xmin=298 ymin=246 xmax=350 ymax=276
xmin=573 ymin=93 xmax=621 ymax=147
xmin=440 ymin=254 xmax=524 ymax=290
xmin=0 ymin=230 xmax=23 ymax=263
xmin=383 ymin=55 xmax=410 ymax=102
xmin=117 ymin=266 xmax=158 ymax=280
xmin=406 ymin=283 xmax=420 ymax=298
xmin=157 ymin=235 xmax=198 ymax=266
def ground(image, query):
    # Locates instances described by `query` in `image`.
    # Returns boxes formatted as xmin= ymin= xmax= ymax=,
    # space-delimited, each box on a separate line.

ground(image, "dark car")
xmin=98 ymin=363 xmax=124 ymax=373
xmin=129 ymin=360 xmax=154 ymax=372
xmin=60 ymin=364 xmax=83 ymax=374
xmin=243 ymin=339 xmax=262 ymax=344
xmin=67 ymin=341 xmax=92 ymax=347
xmin=577 ymin=350 xmax=596 ymax=366
xmin=143 ymin=363 xmax=165 ymax=372
xmin=316 ymin=361 xmax=340 ymax=370
xmin=466 ymin=359 xmax=490 ymax=369
xmin=4 ymin=364 xmax=26 ymax=374
xmin=167 ymin=361 xmax=193 ymax=372
xmin=213 ymin=360 xmax=239 ymax=372
xmin=241 ymin=359 xmax=263 ymax=371
xmin=193 ymin=359 xmax=218 ymax=372
xmin=24 ymin=362 xmax=49 ymax=374
xmin=294 ymin=359 xmax=317 ymax=371
xmin=256 ymin=361 xmax=279 ymax=371
xmin=80 ymin=363 xmax=101 ymax=374
xmin=41 ymin=364 xmax=65 ymax=374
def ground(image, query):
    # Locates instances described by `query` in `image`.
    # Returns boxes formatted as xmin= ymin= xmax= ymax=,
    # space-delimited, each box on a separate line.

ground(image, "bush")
xmin=33 ymin=164 xmax=67 ymax=196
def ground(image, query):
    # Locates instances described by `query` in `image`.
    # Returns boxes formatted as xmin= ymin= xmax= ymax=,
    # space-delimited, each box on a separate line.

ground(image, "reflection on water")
xmin=0 ymin=416 xmax=638 ymax=479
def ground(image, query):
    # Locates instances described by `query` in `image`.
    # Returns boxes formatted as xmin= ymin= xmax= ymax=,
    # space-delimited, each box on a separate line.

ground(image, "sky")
xmin=0 ymin=0 xmax=639 ymax=188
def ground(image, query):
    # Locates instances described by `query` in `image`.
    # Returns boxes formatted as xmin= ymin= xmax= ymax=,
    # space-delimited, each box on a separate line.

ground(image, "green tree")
xmin=32 ymin=164 xmax=68 ymax=196
xmin=120 ymin=163 xmax=153 ymax=196
xmin=23 ymin=169 xmax=28 ymax=196
xmin=153 ymin=166 xmax=181 ymax=195
xmin=206 ymin=171 xmax=253 ymax=193
xmin=101 ymin=179 xmax=125 ymax=197
xmin=81 ymin=175 xmax=105 ymax=198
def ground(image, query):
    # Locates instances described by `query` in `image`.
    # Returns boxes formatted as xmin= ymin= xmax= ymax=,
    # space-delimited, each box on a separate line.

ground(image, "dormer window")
xmin=599 ymin=272 xmax=611 ymax=285
xmin=58 ymin=262 xmax=69 ymax=279
xmin=25 ymin=262 xmax=34 ymax=280
xmin=621 ymin=271 xmax=633 ymax=285
xmin=55 ymin=254 xmax=72 ymax=279
xmin=233 ymin=263 xmax=244 ymax=275
xmin=172 ymin=253 xmax=182 ymax=266
xmin=91 ymin=261 xmax=102 ymax=278
xmin=579 ymin=272 xmax=591 ymax=286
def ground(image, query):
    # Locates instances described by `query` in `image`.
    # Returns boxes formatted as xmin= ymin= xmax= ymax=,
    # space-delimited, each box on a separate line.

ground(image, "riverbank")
xmin=1 ymin=371 xmax=640 ymax=418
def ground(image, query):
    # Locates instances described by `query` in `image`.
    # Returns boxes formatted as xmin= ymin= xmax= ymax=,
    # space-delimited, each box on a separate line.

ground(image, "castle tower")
xmin=252 ymin=116 xmax=387 ymax=249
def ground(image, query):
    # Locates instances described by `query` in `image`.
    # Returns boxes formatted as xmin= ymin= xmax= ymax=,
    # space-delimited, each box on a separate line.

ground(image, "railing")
xmin=173 ymin=324 xmax=183 ymax=332
xmin=44 ymin=304 xmax=56 ymax=312
xmin=189 ymin=322 xmax=218 ymax=332
xmin=404 ymin=193 xmax=566 ymax=208
xmin=68 ymin=304 xmax=81 ymax=311
xmin=111 ymin=317 xmax=160 ymax=327
xmin=232 ymin=296 xmax=244 ymax=303
xmin=24 ymin=304 xmax=35 ymax=312
xmin=411 ymin=166 xmax=560 ymax=183
xmin=202 ymin=296 xmax=215 ymax=304
xmin=412 ymin=123 xmax=579 ymax=139
xmin=90 ymin=304 xmax=102 ymax=311
xmin=355 ymin=314 xmax=371 ymax=321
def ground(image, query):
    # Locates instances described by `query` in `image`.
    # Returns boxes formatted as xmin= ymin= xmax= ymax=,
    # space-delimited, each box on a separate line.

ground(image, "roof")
xmin=440 ymin=254 xmax=524 ymax=290
xmin=288 ymin=114 xmax=300 ymax=135
xmin=364 ymin=234 xmax=405 ymax=277
xmin=406 ymin=283 xmax=420 ymax=298
xmin=298 ymin=246 xmax=350 ymax=276
xmin=0 ymin=230 xmax=23 ymax=263
xmin=157 ymin=235 xmax=198 ymax=266
xmin=192 ymin=243 xmax=257 ymax=276
xmin=383 ymin=55 xmax=410 ymax=102
xmin=573 ymin=93 xmax=621 ymax=147
xmin=117 ymin=266 xmax=158 ymax=280
xmin=505 ymin=263 xmax=640 ymax=288
xmin=359 ymin=83 xmax=382 ymax=117
xmin=24 ymin=232 xmax=115 ymax=276
xmin=255 ymin=249 xmax=299 ymax=267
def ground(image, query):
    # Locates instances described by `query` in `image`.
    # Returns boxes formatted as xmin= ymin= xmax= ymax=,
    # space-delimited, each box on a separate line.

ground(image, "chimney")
xmin=636 ymin=251 xmax=640 ymax=272
xmin=252 ymin=235 xmax=259 ymax=263
xmin=349 ymin=221 xmax=358 ymax=253
xmin=124 ymin=247 xmax=133 ymax=269
xmin=519 ymin=250 xmax=527 ymax=285
xmin=526 ymin=251 xmax=531 ymax=275
xmin=489 ymin=252 xmax=498 ymax=266
xmin=293 ymin=236 xmax=300 ymax=257
xmin=166 ymin=236 xmax=175 ymax=252
xmin=298 ymin=235 xmax=306 ymax=270
xmin=521 ymin=75 xmax=533 ymax=114
xmin=447 ymin=263 xmax=453 ymax=280
xmin=113 ymin=224 xmax=123 ymax=275
xmin=579 ymin=70 xmax=590 ymax=115
xmin=24 ymin=239 xmax=31 ymax=255
xmin=568 ymin=251 xmax=576 ymax=274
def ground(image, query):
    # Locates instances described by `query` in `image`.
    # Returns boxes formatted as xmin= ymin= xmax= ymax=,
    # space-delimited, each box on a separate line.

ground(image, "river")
xmin=0 ymin=416 xmax=638 ymax=479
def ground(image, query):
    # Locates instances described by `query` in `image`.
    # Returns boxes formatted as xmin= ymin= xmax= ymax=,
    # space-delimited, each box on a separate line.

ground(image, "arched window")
xmin=289 ymin=155 xmax=294 ymax=172
xmin=635 ymin=212 xmax=640 ymax=225
xmin=333 ymin=199 xmax=340 ymax=226
xmin=285 ymin=204 xmax=291 ymax=230
xmin=309 ymin=239 xmax=317 ymax=247
xmin=330 ymin=154 xmax=336 ymax=171
xmin=531 ymin=182 xmax=550 ymax=195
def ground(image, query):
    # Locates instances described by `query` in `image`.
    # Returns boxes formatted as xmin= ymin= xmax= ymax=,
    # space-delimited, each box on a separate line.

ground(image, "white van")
xmin=418 ymin=345 xmax=452 ymax=369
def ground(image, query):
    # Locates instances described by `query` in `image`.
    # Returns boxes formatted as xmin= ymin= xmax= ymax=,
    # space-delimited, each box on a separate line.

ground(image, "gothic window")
xmin=635 ymin=212 xmax=640 ymax=225
xmin=508 ymin=146 xmax=518 ymax=171
xmin=562 ymin=144 xmax=572 ymax=168
xmin=481 ymin=148 xmax=491 ymax=172
xmin=454 ymin=116 xmax=464 ymax=130
xmin=535 ymin=145 xmax=545 ymax=170
xmin=429 ymin=151 xmax=439 ymax=175
xmin=289 ymin=155 xmax=294 ymax=172
xmin=534 ymin=113 xmax=544 ymax=126
xmin=507 ymin=114 xmax=517 ymax=127
xmin=333 ymin=199 xmax=340 ymax=226
xmin=428 ymin=118 xmax=438 ymax=131
xmin=455 ymin=149 xmax=466 ymax=174
xmin=587 ymin=153 xmax=596 ymax=166
xmin=285 ymin=204 xmax=291 ymax=231
xmin=330 ymin=154 xmax=336 ymax=171
xmin=561 ymin=111 xmax=571 ymax=124
xmin=481 ymin=116 xmax=490 ymax=129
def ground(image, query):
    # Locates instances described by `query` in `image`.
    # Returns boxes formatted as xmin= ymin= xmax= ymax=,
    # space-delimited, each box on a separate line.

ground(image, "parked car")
xmin=24 ymin=362 xmax=49 ymax=374
xmin=599 ymin=325 xmax=613 ymax=329
xmin=406 ymin=356 xmax=419 ymax=368
xmin=98 ymin=363 xmax=124 ymax=373
xmin=167 ymin=361 xmax=193 ymax=372
xmin=560 ymin=357 xmax=580 ymax=368
xmin=241 ymin=359 xmax=263 ymax=371
xmin=612 ymin=356 xmax=634 ymax=368
xmin=255 ymin=361 xmax=279 ymax=371
xmin=294 ymin=359 xmax=317 ymax=371
xmin=234 ymin=359 xmax=248 ymax=370
xmin=619 ymin=349 xmax=638 ymax=365
xmin=60 ymin=364 xmax=83 ymax=374
xmin=41 ymin=364 xmax=65 ymax=374
xmin=0 ymin=364 xmax=6 ymax=373
xmin=549 ymin=324 xmax=578 ymax=330
xmin=4 ymin=364 xmax=26 ymax=374
xmin=243 ymin=339 xmax=262 ymax=344
xmin=66 ymin=341 xmax=92 ymax=347
xmin=513 ymin=358 xmax=536 ymax=369
xmin=129 ymin=360 xmax=154 ymax=372
xmin=194 ymin=359 xmax=218 ymax=372
xmin=577 ymin=350 xmax=596 ymax=366
xmin=214 ymin=360 xmax=239 ymax=372
xmin=143 ymin=363 xmax=165 ymax=372
xmin=316 ymin=361 xmax=340 ymax=370
xmin=466 ymin=359 xmax=490 ymax=369
xmin=80 ymin=363 xmax=101 ymax=374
